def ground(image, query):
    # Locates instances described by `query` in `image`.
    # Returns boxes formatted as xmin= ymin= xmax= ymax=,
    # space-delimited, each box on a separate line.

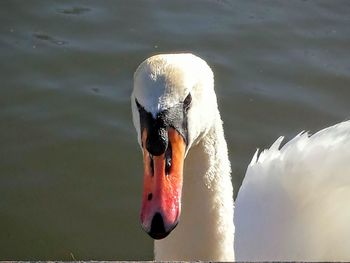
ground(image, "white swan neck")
xmin=155 ymin=115 xmax=235 ymax=261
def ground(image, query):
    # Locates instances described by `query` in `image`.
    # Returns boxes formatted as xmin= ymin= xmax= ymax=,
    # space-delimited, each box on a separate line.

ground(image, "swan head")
xmin=131 ymin=53 xmax=218 ymax=239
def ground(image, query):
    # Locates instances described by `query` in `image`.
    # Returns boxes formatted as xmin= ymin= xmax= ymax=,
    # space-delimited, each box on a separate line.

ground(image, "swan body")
xmin=131 ymin=53 xmax=350 ymax=261
xmin=236 ymin=121 xmax=350 ymax=261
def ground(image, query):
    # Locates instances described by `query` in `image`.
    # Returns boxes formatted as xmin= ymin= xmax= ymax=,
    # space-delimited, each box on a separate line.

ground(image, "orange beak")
xmin=140 ymin=128 xmax=186 ymax=239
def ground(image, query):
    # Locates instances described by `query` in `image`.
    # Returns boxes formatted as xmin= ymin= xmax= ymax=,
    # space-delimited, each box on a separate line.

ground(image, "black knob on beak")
xmin=146 ymin=127 xmax=168 ymax=156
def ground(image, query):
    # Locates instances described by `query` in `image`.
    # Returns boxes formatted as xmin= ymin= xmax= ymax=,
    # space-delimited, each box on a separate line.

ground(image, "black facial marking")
xmin=136 ymin=99 xmax=168 ymax=156
xmin=148 ymin=193 xmax=153 ymax=201
xmin=136 ymin=93 xmax=191 ymax=156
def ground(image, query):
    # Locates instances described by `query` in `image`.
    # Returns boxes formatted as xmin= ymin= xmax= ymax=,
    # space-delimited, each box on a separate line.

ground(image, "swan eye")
xmin=183 ymin=93 xmax=192 ymax=112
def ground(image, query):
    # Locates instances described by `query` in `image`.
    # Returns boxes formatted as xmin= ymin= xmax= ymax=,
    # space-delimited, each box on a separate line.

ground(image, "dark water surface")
xmin=1 ymin=0 xmax=349 ymax=260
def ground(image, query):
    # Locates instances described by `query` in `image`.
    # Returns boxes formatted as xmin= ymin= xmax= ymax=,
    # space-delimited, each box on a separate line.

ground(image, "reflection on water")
xmin=57 ymin=7 xmax=91 ymax=15
xmin=33 ymin=32 xmax=68 ymax=45
xmin=0 ymin=0 xmax=349 ymax=260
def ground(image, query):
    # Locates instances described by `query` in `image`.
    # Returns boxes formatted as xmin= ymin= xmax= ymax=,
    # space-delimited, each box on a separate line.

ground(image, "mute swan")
xmin=131 ymin=53 xmax=350 ymax=261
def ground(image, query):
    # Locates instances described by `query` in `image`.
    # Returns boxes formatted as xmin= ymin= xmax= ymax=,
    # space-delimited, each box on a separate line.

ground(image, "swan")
xmin=131 ymin=53 xmax=350 ymax=261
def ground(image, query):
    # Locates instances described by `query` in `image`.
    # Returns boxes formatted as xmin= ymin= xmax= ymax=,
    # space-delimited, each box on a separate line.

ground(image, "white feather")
xmin=235 ymin=121 xmax=350 ymax=261
xmin=132 ymin=53 xmax=350 ymax=261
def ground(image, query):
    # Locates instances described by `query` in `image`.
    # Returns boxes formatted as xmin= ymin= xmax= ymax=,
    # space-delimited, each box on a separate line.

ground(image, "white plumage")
xmin=132 ymin=53 xmax=350 ymax=261
xmin=235 ymin=121 xmax=350 ymax=261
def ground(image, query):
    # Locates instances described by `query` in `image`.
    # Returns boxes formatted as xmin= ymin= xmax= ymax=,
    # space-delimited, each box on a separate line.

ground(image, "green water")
xmin=0 ymin=0 xmax=349 ymax=260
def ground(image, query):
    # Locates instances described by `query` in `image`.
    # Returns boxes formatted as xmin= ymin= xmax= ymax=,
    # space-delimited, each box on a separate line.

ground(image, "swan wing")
xmin=235 ymin=120 xmax=350 ymax=261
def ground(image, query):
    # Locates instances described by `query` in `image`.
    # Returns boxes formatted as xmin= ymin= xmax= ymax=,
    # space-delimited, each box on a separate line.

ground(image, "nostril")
xmin=149 ymin=212 xmax=167 ymax=240
xmin=149 ymin=154 xmax=154 ymax=176
xmin=165 ymin=142 xmax=172 ymax=175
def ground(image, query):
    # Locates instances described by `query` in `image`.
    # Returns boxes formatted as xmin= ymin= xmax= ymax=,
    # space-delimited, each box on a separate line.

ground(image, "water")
xmin=1 ymin=0 xmax=349 ymax=260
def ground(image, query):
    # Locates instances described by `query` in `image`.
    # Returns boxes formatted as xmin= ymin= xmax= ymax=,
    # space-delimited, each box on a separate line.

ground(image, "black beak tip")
xmin=148 ymin=212 xmax=177 ymax=240
xmin=148 ymin=230 xmax=170 ymax=240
